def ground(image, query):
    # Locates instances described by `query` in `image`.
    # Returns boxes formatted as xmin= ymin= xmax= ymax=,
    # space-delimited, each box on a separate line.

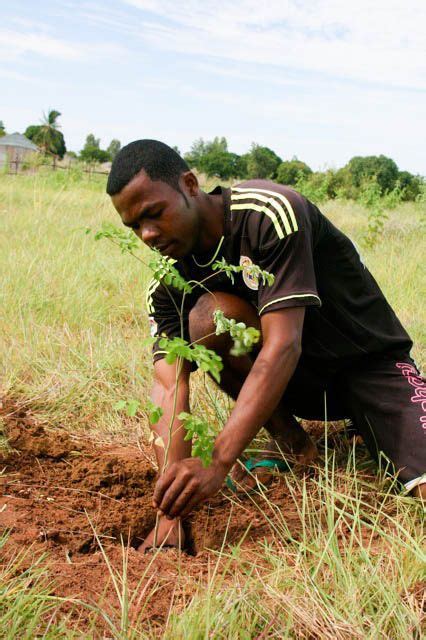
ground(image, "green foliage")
xmin=212 ymin=257 xmax=274 ymax=286
xmin=114 ymin=398 xmax=141 ymax=417
xmin=234 ymin=153 xmax=249 ymax=178
xmin=179 ymin=411 xmax=215 ymax=466
xmin=157 ymin=336 xmax=223 ymax=383
xmin=26 ymin=109 xmax=66 ymax=158
xmin=347 ymin=155 xmax=399 ymax=194
xmin=181 ymin=138 xmax=422 ymax=202
xmin=148 ymin=253 xmax=193 ymax=293
xmin=183 ymin=137 xmax=206 ymax=168
xmin=114 ymin=398 xmax=163 ymax=422
xmin=80 ymin=134 xmax=111 ymax=163
xmin=213 ymin=309 xmax=260 ymax=356
xmin=0 ymin=120 xmax=5 ymax=137
xmin=276 ymin=158 xmax=312 ymax=185
xmin=92 ymin=222 xmax=139 ymax=254
xmin=146 ymin=399 xmax=163 ymax=424
xmin=184 ymin=137 xmax=240 ymax=179
xmin=295 ymin=170 xmax=336 ymax=203
xmin=107 ymin=139 xmax=121 ymax=161
xmin=202 ymin=150 xmax=240 ymax=179
xmin=246 ymin=143 xmax=282 ymax=179
xmin=25 ymin=115 xmax=66 ymax=159
xmin=359 ymin=179 xmax=389 ymax=248
xmin=397 ymin=171 xmax=423 ymax=201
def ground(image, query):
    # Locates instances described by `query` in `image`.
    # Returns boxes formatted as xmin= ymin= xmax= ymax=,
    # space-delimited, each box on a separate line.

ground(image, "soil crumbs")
xmin=0 ymin=405 xmax=372 ymax=634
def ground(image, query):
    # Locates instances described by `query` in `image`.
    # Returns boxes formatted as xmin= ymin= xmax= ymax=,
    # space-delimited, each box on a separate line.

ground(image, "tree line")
xmin=1 ymin=112 xmax=423 ymax=201
xmin=0 ymin=111 xmax=121 ymax=163
xmin=183 ymin=136 xmax=423 ymax=202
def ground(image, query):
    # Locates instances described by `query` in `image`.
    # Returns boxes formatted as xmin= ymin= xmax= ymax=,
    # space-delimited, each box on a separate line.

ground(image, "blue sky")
xmin=2 ymin=0 xmax=425 ymax=174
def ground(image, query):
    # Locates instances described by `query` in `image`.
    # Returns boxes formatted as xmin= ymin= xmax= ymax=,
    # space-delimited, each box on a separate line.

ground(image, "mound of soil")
xmin=0 ymin=402 xmax=305 ymax=631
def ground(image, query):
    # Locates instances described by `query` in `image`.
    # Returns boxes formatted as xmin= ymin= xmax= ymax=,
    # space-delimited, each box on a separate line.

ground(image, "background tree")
xmin=234 ymin=153 xmax=249 ymax=179
xmin=246 ymin=143 xmax=282 ymax=179
xmin=107 ymin=139 xmax=121 ymax=161
xmin=396 ymin=171 xmax=423 ymax=201
xmin=346 ymin=155 xmax=399 ymax=194
xmin=80 ymin=134 xmax=111 ymax=163
xmin=184 ymin=137 xmax=241 ymax=179
xmin=25 ymin=110 xmax=66 ymax=158
xmin=276 ymin=158 xmax=312 ymax=185
xmin=184 ymin=138 xmax=207 ymax=169
xmin=0 ymin=120 xmax=6 ymax=137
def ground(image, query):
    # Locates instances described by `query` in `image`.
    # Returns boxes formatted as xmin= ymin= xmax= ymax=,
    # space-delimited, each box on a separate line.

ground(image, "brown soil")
xmin=0 ymin=402 xmax=311 ymax=634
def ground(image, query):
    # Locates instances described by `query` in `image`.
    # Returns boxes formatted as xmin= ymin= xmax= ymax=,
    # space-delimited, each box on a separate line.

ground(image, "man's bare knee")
xmin=188 ymin=291 xmax=261 ymax=350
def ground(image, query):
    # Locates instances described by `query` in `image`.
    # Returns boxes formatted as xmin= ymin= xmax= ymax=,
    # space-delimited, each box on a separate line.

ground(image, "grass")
xmin=0 ymin=531 xmax=76 ymax=639
xmin=0 ymin=170 xmax=425 ymax=637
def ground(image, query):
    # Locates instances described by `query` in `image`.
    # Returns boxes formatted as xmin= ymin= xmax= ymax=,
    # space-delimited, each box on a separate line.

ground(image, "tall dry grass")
xmin=0 ymin=171 xmax=424 ymax=638
xmin=1 ymin=172 xmax=424 ymax=442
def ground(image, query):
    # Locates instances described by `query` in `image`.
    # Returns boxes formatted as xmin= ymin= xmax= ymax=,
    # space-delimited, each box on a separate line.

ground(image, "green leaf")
xmin=178 ymin=412 xmax=215 ymax=467
xmin=148 ymin=251 xmax=193 ymax=293
xmin=114 ymin=398 xmax=141 ymax=417
xmin=93 ymin=222 xmax=139 ymax=254
xmin=126 ymin=399 xmax=140 ymax=417
xmin=146 ymin=399 xmax=163 ymax=424
xmin=213 ymin=309 xmax=260 ymax=356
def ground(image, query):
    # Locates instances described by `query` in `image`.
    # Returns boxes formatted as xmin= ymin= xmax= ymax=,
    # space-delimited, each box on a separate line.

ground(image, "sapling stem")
xmin=93 ymin=223 xmax=271 ymax=549
xmin=153 ymin=354 xmax=184 ymax=548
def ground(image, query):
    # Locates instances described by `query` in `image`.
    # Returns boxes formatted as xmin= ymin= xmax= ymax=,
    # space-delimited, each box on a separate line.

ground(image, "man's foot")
xmin=412 ymin=483 xmax=426 ymax=501
xmin=229 ymin=434 xmax=318 ymax=492
xmin=138 ymin=516 xmax=185 ymax=553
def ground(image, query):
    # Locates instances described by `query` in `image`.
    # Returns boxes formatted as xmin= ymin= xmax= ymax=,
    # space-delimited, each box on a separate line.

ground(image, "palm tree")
xmin=35 ymin=109 xmax=62 ymax=155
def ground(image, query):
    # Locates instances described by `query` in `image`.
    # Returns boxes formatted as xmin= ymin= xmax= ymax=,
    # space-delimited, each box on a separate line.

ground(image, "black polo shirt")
xmin=147 ymin=180 xmax=412 ymax=368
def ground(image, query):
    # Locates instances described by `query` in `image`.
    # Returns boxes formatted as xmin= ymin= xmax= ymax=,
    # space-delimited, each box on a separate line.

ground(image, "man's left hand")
xmin=152 ymin=458 xmax=228 ymax=519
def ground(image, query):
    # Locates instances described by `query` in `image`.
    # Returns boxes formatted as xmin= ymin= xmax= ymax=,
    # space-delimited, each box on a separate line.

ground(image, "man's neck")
xmin=193 ymin=190 xmax=225 ymax=256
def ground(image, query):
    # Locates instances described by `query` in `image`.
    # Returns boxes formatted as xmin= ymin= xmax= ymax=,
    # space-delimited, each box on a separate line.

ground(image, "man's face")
xmin=111 ymin=170 xmax=201 ymax=259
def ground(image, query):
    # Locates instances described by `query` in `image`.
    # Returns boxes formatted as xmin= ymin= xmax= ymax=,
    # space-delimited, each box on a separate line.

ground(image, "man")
xmin=107 ymin=139 xmax=425 ymax=550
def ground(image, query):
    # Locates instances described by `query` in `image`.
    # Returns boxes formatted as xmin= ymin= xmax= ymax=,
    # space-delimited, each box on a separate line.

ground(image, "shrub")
xmin=276 ymin=159 xmax=312 ymax=185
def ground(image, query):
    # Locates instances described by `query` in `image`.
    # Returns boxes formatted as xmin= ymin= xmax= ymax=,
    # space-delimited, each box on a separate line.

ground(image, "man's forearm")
xmin=151 ymin=368 xmax=191 ymax=469
xmin=212 ymin=341 xmax=301 ymax=471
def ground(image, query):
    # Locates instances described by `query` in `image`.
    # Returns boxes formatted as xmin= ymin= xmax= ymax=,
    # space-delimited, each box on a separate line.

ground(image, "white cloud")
xmin=122 ymin=0 xmax=426 ymax=88
xmin=0 ymin=28 xmax=126 ymax=62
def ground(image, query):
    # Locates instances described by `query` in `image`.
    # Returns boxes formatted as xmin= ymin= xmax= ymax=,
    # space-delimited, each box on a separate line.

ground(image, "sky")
xmin=2 ymin=0 xmax=425 ymax=174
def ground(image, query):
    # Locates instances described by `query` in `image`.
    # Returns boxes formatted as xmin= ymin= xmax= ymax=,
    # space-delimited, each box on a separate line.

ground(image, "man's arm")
xmin=153 ymin=306 xmax=305 ymax=518
xmin=212 ymin=306 xmax=304 ymax=469
xmin=150 ymin=358 xmax=192 ymax=470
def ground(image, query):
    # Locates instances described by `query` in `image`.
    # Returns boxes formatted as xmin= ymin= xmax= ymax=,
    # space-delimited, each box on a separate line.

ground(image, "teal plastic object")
xmin=225 ymin=457 xmax=291 ymax=492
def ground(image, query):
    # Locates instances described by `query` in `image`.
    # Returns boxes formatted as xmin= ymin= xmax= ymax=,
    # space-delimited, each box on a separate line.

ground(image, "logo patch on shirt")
xmin=240 ymin=255 xmax=259 ymax=290
xmin=149 ymin=317 xmax=158 ymax=337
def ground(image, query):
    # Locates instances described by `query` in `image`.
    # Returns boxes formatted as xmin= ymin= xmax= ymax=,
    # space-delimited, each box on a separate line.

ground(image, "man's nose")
xmin=141 ymin=223 xmax=160 ymax=246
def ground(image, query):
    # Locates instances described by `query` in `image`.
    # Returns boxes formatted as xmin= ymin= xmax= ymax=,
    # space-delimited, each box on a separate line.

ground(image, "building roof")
xmin=0 ymin=132 xmax=39 ymax=151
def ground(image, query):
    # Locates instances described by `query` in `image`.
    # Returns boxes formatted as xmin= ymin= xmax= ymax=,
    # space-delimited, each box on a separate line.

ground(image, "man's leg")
xmin=338 ymin=353 xmax=425 ymax=498
xmin=189 ymin=292 xmax=318 ymax=489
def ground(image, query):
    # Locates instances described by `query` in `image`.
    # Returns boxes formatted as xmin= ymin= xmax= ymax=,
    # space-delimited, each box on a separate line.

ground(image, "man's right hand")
xmin=139 ymin=516 xmax=184 ymax=553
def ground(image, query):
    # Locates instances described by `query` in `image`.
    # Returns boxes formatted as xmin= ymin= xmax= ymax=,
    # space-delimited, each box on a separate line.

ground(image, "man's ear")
xmin=180 ymin=171 xmax=199 ymax=197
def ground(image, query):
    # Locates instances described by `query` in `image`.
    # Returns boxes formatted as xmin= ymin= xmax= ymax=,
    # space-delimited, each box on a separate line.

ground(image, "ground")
xmin=1 ymin=400 xmax=424 ymax=638
xmin=0 ymin=174 xmax=424 ymax=638
xmin=0 ymin=401 xmax=311 ymax=629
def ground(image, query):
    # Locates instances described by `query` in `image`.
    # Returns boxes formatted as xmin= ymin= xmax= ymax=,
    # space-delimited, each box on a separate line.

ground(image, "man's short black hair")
xmin=106 ymin=139 xmax=189 ymax=196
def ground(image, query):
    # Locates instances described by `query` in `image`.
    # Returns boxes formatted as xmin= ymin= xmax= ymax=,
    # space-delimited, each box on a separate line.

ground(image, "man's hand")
xmin=153 ymin=458 xmax=228 ymax=519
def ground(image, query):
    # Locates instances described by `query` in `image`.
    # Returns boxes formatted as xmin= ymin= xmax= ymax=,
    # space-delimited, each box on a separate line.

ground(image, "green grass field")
xmin=0 ymin=171 xmax=425 ymax=638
